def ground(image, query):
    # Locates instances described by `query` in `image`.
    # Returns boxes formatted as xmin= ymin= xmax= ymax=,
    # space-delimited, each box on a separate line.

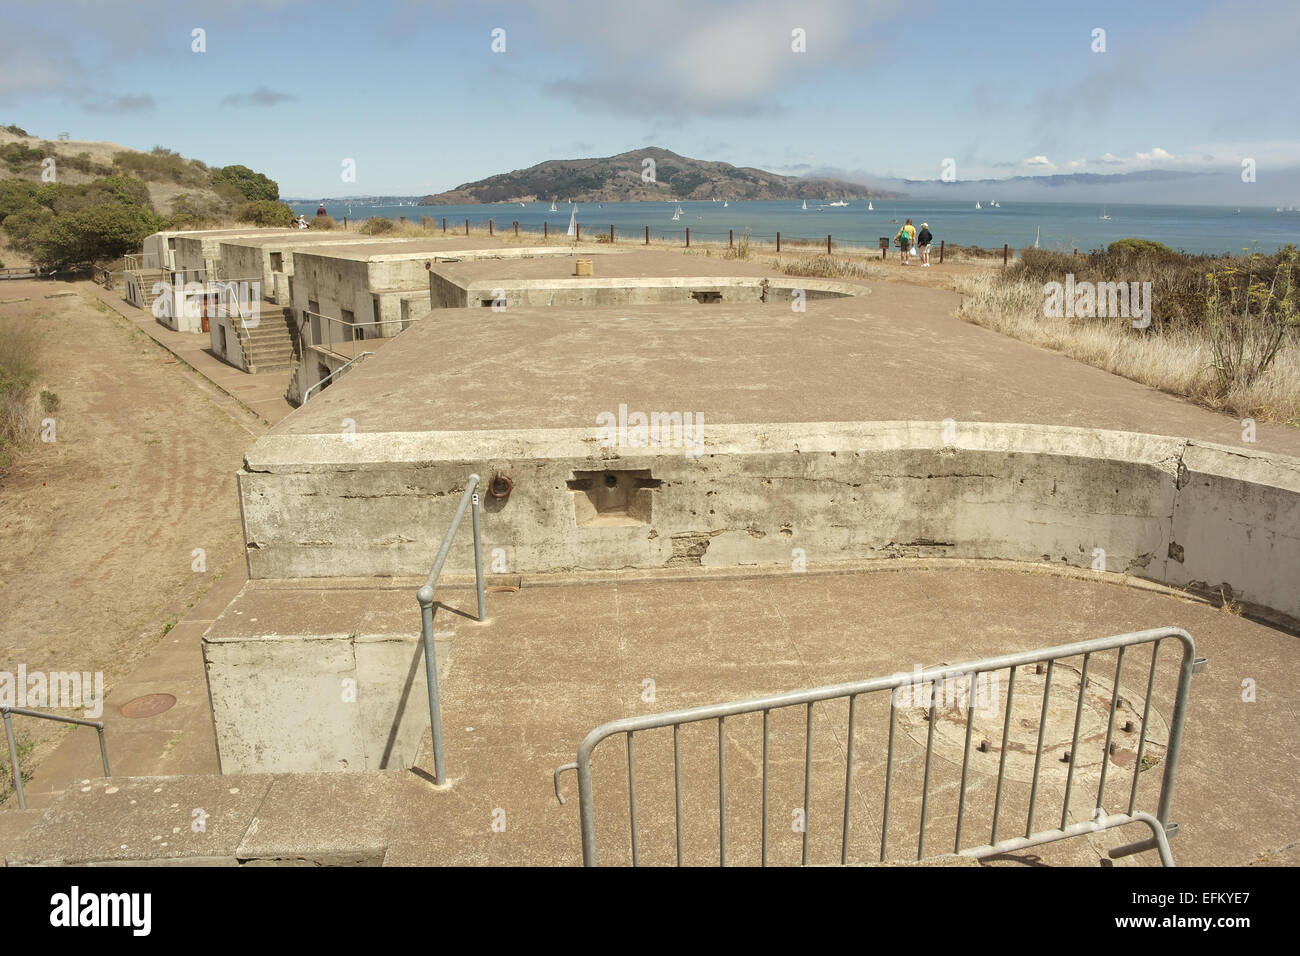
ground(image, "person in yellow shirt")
xmin=894 ymin=219 xmax=917 ymax=265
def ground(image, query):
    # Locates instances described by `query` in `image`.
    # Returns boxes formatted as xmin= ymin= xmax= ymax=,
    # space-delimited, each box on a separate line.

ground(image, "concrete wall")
xmin=210 ymin=311 xmax=247 ymax=370
xmin=430 ymin=274 xmax=861 ymax=310
xmin=203 ymin=586 xmax=444 ymax=774
xmin=238 ymin=422 xmax=1300 ymax=625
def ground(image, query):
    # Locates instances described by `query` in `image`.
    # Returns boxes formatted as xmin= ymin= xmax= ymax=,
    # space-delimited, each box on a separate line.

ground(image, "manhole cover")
xmin=898 ymin=662 xmax=1168 ymax=785
xmin=120 ymin=693 xmax=177 ymax=719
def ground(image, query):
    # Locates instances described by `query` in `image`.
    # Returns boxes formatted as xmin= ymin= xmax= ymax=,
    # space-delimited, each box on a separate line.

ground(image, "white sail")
xmin=868 ymin=201 xmax=873 ymax=210
xmin=1034 ymin=226 xmax=1040 ymax=249
xmin=801 ymin=200 xmax=807 ymax=210
xmin=549 ymin=201 xmax=557 ymax=212
xmin=566 ymin=206 xmax=577 ymax=237
xmin=975 ymin=201 xmax=981 ymax=209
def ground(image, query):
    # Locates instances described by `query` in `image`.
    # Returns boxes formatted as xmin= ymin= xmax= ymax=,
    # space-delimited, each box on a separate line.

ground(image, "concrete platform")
xmin=11 ymin=563 xmax=1297 ymax=866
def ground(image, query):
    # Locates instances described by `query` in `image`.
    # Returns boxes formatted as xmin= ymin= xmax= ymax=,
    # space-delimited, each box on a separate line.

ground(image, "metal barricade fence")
xmin=555 ymin=627 xmax=1205 ymax=866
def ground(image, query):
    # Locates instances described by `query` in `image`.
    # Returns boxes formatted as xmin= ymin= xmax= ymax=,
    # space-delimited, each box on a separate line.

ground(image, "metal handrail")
xmin=416 ymin=474 xmax=487 ymax=784
xmin=557 ymin=626 xmax=1205 ymax=866
xmin=302 ymin=351 xmax=373 ymax=402
xmin=2 ymin=706 xmax=111 ymax=810
xmin=301 ymin=308 xmax=418 ymax=361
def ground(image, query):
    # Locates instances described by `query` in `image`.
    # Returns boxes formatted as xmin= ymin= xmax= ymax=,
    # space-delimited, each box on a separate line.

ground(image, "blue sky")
xmin=3 ymin=0 xmax=1298 ymax=201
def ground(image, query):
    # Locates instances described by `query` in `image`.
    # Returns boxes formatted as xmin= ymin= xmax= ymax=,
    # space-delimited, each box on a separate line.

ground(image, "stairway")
xmin=129 ymin=269 xmax=169 ymax=312
xmin=239 ymin=306 xmax=299 ymax=374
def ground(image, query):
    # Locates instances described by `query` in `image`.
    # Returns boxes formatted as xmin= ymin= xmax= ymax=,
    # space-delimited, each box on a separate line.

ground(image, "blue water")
xmin=288 ymin=199 xmax=1300 ymax=256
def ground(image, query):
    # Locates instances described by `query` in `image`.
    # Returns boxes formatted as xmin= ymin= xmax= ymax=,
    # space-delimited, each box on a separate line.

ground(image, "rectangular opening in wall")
xmin=691 ymin=291 xmax=723 ymax=303
xmin=567 ymin=469 xmax=662 ymax=527
xmin=270 ymin=252 xmax=284 ymax=272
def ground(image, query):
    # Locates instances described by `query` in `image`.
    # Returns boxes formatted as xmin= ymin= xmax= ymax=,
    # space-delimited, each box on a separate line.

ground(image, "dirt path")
xmin=0 ymin=281 xmax=260 ymax=785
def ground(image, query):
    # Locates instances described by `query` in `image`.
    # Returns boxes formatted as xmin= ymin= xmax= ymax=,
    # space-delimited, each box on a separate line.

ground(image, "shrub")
xmin=363 ymin=216 xmax=395 ymax=235
xmin=237 ymin=199 xmax=295 ymax=227
xmin=33 ymin=202 xmax=162 ymax=268
xmin=311 ymin=214 xmax=335 ymax=230
xmin=0 ymin=178 xmax=40 ymax=221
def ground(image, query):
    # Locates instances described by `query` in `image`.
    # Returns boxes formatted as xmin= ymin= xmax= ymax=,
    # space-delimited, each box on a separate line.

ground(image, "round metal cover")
xmin=120 ymin=693 xmax=177 ymax=719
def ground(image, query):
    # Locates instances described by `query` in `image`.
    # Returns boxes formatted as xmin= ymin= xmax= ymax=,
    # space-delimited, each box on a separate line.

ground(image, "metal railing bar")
xmin=1025 ymin=659 xmax=1056 ymax=838
xmin=673 ymin=722 xmax=683 ymax=867
xmin=717 ymin=716 xmax=726 ymax=866
xmin=917 ymin=685 xmax=938 ymax=860
xmin=626 ymin=732 xmax=639 ymax=866
xmin=991 ymin=665 xmax=1017 ymax=845
xmin=415 ymin=474 xmax=487 ymax=786
xmin=2 ymin=706 xmax=110 ymax=810
xmin=880 ymin=700 xmax=896 ymax=861
xmin=1061 ymin=652 xmax=1092 ymax=830
xmin=801 ymin=702 xmax=813 ymax=865
xmin=1096 ymin=646 xmax=1126 ymax=811
xmin=841 ymin=693 xmax=857 ymax=865
xmin=303 ymin=351 xmax=372 ymax=403
xmin=761 ymin=708 xmax=770 ymax=867
xmin=1129 ymin=642 xmax=1161 ymax=816
xmin=953 ymin=673 xmax=977 ymax=852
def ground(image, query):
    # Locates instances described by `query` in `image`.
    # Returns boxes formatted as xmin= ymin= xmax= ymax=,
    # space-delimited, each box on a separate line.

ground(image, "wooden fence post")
xmin=1003 ymin=243 xmax=1009 ymax=266
xmin=645 ymin=225 xmax=649 ymax=245
xmin=729 ymin=229 xmax=734 ymax=248
xmin=610 ymin=224 xmax=614 ymax=243
xmin=939 ymin=240 xmax=944 ymax=264
xmin=776 ymin=232 xmax=781 ymax=253
xmin=488 ymin=219 xmax=494 ymax=237
xmin=685 ymin=227 xmax=690 ymax=248
xmin=465 ymin=219 xmax=469 ymax=236
xmin=827 ymin=235 xmax=832 ymax=254
xmin=544 ymin=222 xmax=548 ymax=239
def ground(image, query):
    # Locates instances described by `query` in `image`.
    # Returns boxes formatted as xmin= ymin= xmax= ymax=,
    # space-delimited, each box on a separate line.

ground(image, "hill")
xmin=418 ymin=147 xmax=904 ymax=204
xmin=0 ymin=124 xmax=278 ymax=225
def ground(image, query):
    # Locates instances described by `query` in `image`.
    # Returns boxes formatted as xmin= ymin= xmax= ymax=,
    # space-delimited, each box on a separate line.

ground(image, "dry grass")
xmin=772 ymin=253 xmax=887 ymax=281
xmin=955 ymin=273 xmax=1300 ymax=425
xmin=0 ymin=314 xmax=42 ymax=471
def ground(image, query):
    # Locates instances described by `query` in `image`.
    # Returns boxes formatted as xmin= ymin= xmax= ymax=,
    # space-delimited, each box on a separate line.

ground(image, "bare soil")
xmin=0 ymin=282 xmax=257 ymax=788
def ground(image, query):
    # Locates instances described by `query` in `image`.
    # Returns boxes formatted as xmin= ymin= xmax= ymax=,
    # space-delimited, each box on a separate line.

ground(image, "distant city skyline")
xmin=3 ymin=0 xmax=1298 ymax=203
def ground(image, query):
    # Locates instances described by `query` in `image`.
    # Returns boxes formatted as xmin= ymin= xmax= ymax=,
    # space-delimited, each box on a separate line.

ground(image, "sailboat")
xmin=723 ymin=199 xmax=728 ymax=207
xmin=828 ymin=199 xmax=848 ymax=207
xmin=566 ymin=206 xmax=577 ymax=238
xmin=801 ymin=200 xmax=807 ymax=211
xmin=867 ymin=201 xmax=873 ymax=211
xmin=1033 ymin=226 xmax=1040 ymax=249
xmin=671 ymin=205 xmax=682 ymax=222
xmin=1099 ymin=204 xmax=1111 ymax=221
xmin=975 ymin=201 xmax=982 ymax=209
xmin=549 ymin=200 xmax=557 ymax=213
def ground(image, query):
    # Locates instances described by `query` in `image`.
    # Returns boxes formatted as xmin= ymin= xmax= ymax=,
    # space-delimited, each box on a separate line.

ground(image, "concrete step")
xmin=4 ymin=772 xmax=429 ymax=866
xmin=0 ymin=808 xmax=49 ymax=861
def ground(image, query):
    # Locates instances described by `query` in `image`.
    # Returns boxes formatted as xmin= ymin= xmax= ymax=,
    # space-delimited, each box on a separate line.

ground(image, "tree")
xmin=212 ymin=164 xmax=280 ymax=202
xmin=27 ymin=203 xmax=161 ymax=269
xmin=237 ymin=200 xmax=295 ymax=226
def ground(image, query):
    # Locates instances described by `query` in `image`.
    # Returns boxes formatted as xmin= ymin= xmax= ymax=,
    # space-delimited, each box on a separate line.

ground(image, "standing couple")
xmin=894 ymin=220 xmax=934 ymax=266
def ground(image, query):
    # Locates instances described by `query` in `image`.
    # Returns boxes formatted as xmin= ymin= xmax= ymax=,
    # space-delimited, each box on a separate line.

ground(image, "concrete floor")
xmin=9 ymin=563 xmax=1296 ymax=866
xmin=273 ymin=294 xmax=1300 ymax=457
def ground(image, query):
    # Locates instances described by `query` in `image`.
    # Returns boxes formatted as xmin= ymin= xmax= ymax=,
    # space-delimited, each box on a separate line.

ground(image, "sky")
xmin=2 ymin=0 xmax=1298 ymax=203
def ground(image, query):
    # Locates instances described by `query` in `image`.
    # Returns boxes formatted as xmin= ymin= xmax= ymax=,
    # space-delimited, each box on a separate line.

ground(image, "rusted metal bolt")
xmin=1060 ymin=750 xmax=1072 ymax=763
xmin=977 ymin=739 xmax=991 ymax=753
xmin=1035 ymin=663 xmax=1045 ymax=675
xmin=1122 ymin=720 xmax=1135 ymax=733
xmin=1109 ymin=743 xmax=1118 ymax=755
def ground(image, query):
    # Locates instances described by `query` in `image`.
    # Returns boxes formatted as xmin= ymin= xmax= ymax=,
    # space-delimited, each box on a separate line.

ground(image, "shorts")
xmin=916 ymin=243 xmax=930 ymax=252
